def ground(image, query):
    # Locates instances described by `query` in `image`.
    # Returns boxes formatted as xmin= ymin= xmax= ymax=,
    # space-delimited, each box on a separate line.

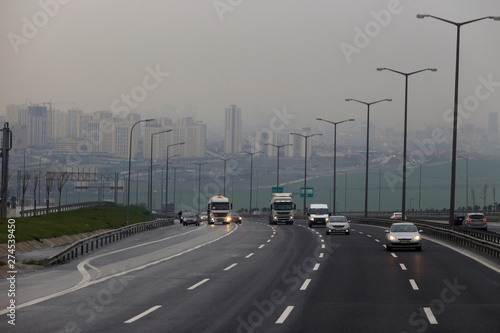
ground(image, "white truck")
xmin=207 ymin=195 xmax=232 ymax=224
xmin=307 ymin=203 xmax=329 ymax=228
xmin=268 ymin=193 xmax=296 ymax=225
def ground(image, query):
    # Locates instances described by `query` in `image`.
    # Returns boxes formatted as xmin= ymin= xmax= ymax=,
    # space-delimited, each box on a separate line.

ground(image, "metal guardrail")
xmin=350 ymin=217 xmax=500 ymax=260
xmin=44 ymin=218 xmax=174 ymax=266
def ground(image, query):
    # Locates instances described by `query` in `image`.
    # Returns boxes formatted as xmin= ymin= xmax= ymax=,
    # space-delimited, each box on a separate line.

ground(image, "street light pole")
xmin=216 ymin=157 xmax=232 ymax=196
xmin=194 ymin=162 xmax=208 ymax=214
xmin=242 ymin=151 xmax=263 ymax=213
xmin=377 ymin=67 xmax=436 ymax=220
xmin=265 ymin=143 xmax=292 ymax=193
xmin=149 ymin=129 xmax=172 ymax=219
xmin=417 ymin=14 xmax=500 ymax=226
xmin=458 ymin=156 xmax=469 ymax=211
xmin=290 ymin=133 xmax=322 ymax=218
xmin=345 ymin=99 xmax=391 ymax=217
xmin=316 ymin=118 xmax=354 ymax=215
xmin=126 ymin=118 xmax=154 ymax=226
xmin=165 ymin=142 xmax=185 ymax=219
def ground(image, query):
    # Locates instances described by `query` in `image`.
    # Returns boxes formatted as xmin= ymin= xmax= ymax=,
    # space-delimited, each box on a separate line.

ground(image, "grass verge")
xmin=0 ymin=205 xmax=152 ymax=243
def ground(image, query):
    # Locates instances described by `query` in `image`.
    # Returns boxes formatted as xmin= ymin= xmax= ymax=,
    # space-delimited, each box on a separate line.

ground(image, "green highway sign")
xmin=300 ymin=187 xmax=314 ymax=197
xmin=272 ymin=187 xmax=284 ymax=193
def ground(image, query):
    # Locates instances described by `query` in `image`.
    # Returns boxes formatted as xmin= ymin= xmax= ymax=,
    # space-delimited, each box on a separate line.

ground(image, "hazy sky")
xmin=1 ymin=0 xmax=499 ymax=136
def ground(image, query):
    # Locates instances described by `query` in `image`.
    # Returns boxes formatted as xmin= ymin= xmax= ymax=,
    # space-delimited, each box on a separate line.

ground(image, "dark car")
xmin=454 ymin=213 xmax=466 ymax=226
xmin=181 ymin=212 xmax=200 ymax=226
xmin=227 ymin=211 xmax=242 ymax=224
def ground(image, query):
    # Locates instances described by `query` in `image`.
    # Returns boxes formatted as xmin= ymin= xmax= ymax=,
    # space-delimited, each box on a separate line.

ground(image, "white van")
xmin=307 ymin=203 xmax=329 ymax=228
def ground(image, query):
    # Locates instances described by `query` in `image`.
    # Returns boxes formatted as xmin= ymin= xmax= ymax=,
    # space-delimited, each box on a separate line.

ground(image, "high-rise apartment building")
xmin=255 ymin=129 xmax=276 ymax=157
xmin=224 ymin=105 xmax=241 ymax=154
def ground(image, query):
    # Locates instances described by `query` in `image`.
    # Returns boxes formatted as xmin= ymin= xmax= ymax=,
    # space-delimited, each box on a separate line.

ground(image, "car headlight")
xmin=389 ymin=235 xmax=397 ymax=240
xmin=413 ymin=235 xmax=421 ymax=241
xmin=309 ymin=217 xmax=314 ymax=221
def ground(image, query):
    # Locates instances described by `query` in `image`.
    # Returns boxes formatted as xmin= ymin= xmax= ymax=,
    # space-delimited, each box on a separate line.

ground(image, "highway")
xmin=1 ymin=217 xmax=499 ymax=332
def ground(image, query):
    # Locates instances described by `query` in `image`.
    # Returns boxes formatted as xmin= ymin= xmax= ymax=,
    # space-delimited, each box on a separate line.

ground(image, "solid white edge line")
xmin=423 ymin=307 xmax=438 ymax=324
xmin=400 ymin=263 xmax=407 ymax=271
xmin=125 ymin=305 xmax=162 ymax=324
xmin=187 ymin=278 xmax=210 ymax=290
xmin=300 ymin=279 xmax=312 ymax=291
xmin=275 ymin=306 xmax=294 ymax=324
xmin=409 ymin=279 xmax=419 ymax=290
xmin=224 ymin=263 xmax=238 ymax=271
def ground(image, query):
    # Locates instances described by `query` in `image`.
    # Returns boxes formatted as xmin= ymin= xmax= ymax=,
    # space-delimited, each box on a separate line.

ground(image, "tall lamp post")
xmin=345 ymin=99 xmax=391 ymax=217
xmin=242 ymin=151 xmax=263 ymax=213
xmin=127 ymin=118 xmax=154 ymax=226
xmin=316 ymin=118 xmax=354 ymax=215
xmin=339 ymin=171 xmax=348 ymax=214
xmin=458 ymin=156 xmax=469 ymax=211
xmin=417 ymin=14 xmax=500 ymax=226
xmin=193 ymin=162 xmax=208 ymax=214
xmin=149 ymin=129 xmax=172 ymax=219
xmin=216 ymin=157 xmax=232 ymax=196
xmin=377 ymin=67 xmax=436 ymax=220
xmin=265 ymin=143 xmax=292 ymax=193
xmin=290 ymin=133 xmax=322 ymax=218
xmin=165 ymin=142 xmax=185 ymax=218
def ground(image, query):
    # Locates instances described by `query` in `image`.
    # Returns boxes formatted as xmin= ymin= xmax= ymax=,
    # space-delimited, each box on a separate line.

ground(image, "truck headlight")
xmin=273 ymin=216 xmax=278 ymax=220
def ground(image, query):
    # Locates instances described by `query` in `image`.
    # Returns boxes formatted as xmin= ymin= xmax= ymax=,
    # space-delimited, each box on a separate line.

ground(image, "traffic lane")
xmin=299 ymin=223 xmax=500 ymax=333
xmin=0 ymin=221 xmax=237 ymax=319
xmin=3 ymin=219 xmax=278 ymax=332
xmin=107 ymin=218 xmax=321 ymax=333
xmin=284 ymin=223 xmax=425 ymax=333
xmin=391 ymin=231 xmax=500 ymax=332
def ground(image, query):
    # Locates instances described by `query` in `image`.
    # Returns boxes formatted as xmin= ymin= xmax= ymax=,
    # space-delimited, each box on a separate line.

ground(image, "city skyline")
xmin=1 ymin=1 xmax=499 ymax=140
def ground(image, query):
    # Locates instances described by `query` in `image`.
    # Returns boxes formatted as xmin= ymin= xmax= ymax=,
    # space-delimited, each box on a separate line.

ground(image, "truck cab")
xmin=269 ymin=193 xmax=295 ymax=225
xmin=207 ymin=195 xmax=232 ymax=224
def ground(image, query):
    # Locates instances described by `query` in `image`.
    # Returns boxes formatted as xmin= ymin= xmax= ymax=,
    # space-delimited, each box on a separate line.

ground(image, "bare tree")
xmin=33 ymin=171 xmax=40 ymax=216
xmin=479 ymin=184 xmax=488 ymax=212
xmin=57 ymin=172 xmax=70 ymax=212
xmin=21 ymin=171 xmax=31 ymax=215
xmin=46 ymin=176 xmax=54 ymax=213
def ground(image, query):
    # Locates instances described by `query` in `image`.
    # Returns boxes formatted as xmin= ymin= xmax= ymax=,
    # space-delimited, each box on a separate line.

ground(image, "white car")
xmin=389 ymin=212 xmax=406 ymax=220
xmin=326 ymin=216 xmax=350 ymax=235
xmin=385 ymin=222 xmax=422 ymax=251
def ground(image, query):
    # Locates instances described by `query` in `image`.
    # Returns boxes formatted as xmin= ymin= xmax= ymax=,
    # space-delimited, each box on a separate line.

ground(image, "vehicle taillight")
xmin=483 ymin=219 xmax=487 ymax=222
xmin=467 ymin=219 xmax=472 ymax=222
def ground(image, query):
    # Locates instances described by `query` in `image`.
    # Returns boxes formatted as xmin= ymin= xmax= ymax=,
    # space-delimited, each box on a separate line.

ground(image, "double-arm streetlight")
xmin=216 ymin=157 xmax=232 ymax=196
xmin=242 ymin=150 xmax=263 ymax=213
xmin=290 ymin=133 xmax=322 ymax=218
xmin=127 ymin=118 xmax=154 ymax=226
xmin=265 ymin=143 xmax=292 ymax=193
xmin=316 ymin=118 xmax=354 ymax=215
xmin=165 ymin=141 xmax=185 ymax=218
xmin=345 ymin=99 xmax=391 ymax=217
xmin=193 ymin=162 xmax=208 ymax=214
xmin=149 ymin=129 xmax=172 ymax=219
xmin=377 ymin=67 xmax=436 ymax=220
xmin=417 ymin=14 xmax=499 ymax=226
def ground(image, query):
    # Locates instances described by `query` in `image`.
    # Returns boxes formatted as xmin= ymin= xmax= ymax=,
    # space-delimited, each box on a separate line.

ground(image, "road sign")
xmin=300 ymin=187 xmax=314 ymax=197
xmin=272 ymin=187 xmax=284 ymax=193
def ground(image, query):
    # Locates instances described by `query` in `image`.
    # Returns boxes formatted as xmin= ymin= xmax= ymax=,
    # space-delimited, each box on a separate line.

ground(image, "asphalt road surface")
xmin=1 ymin=217 xmax=499 ymax=332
